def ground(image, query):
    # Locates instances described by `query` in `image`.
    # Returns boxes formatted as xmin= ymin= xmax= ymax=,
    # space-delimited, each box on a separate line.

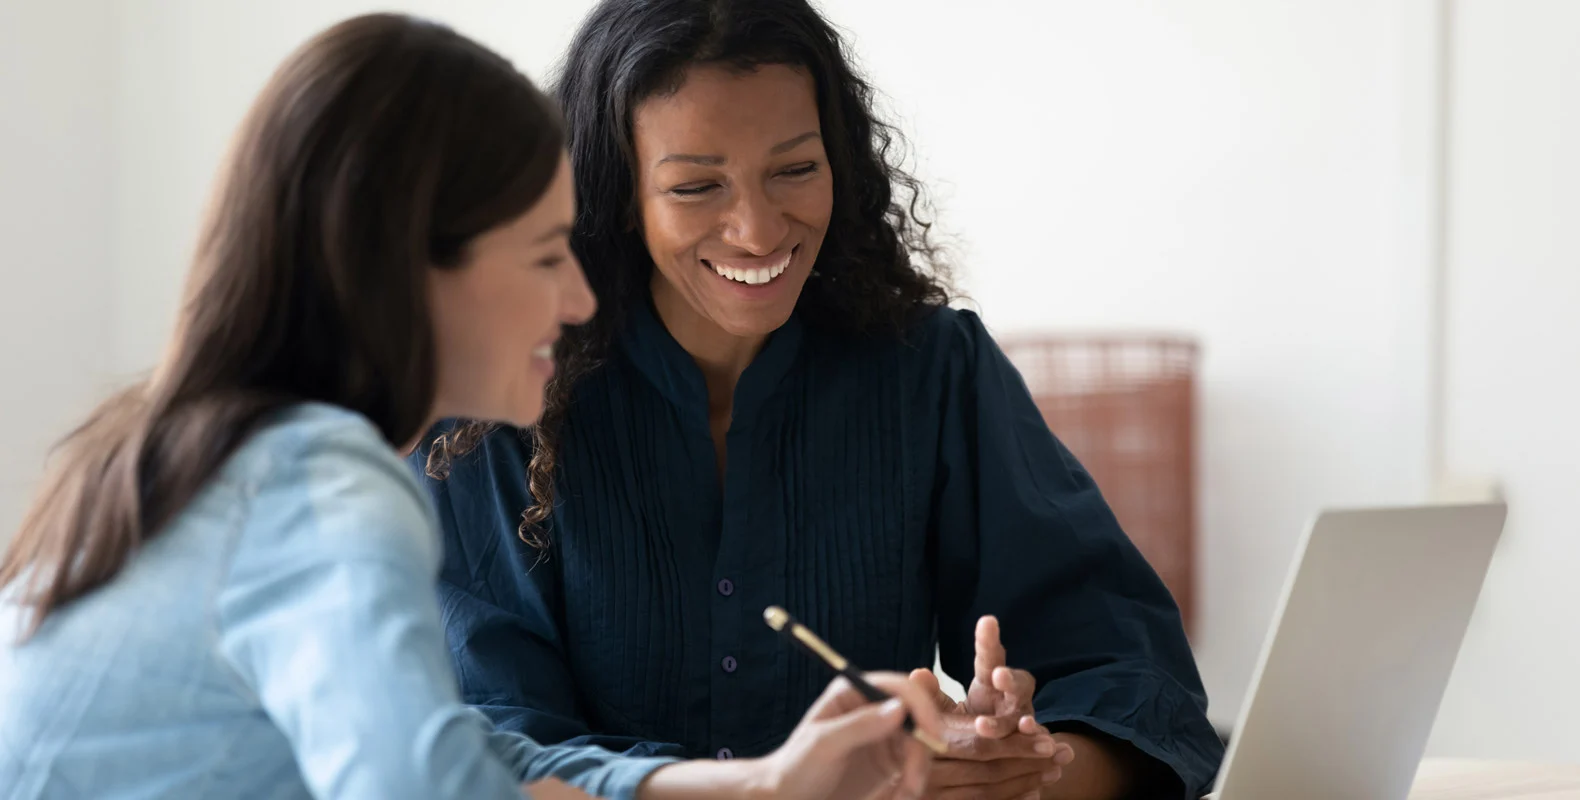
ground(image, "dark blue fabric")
xmin=411 ymin=303 xmax=1224 ymax=798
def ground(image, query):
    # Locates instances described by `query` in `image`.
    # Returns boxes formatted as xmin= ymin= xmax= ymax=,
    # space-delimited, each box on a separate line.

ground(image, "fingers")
xmin=816 ymin=695 xmax=910 ymax=751
xmin=929 ymin=757 xmax=1050 ymax=788
xmin=972 ymin=616 xmax=1006 ymax=691
xmin=991 ymin=667 xmax=1037 ymax=713
xmin=977 ymin=706 xmax=1046 ymax=740
xmin=945 ymin=728 xmax=1064 ymax=762
xmin=865 ymin=673 xmax=945 ymax=799
xmin=803 ymin=675 xmax=857 ymax=723
xmin=935 ymin=765 xmax=1058 ymax=800
xmin=973 ymin=712 xmax=1020 ymax=740
xmin=909 ymin=667 xmax=956 ymax=710
xmin=867 ymin=671 xmax=945 ymax=741
xmin=894 ymin=734 xmax=932 ymax=799
xmin=865 ymin=732 xmax=911 ymax=799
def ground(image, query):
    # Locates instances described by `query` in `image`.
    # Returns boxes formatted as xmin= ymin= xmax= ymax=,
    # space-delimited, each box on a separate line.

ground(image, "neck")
xmin=650 ymin=280 xmax=767 ymax=413
xmin=402 ymin=415 xmax=436 ymax=457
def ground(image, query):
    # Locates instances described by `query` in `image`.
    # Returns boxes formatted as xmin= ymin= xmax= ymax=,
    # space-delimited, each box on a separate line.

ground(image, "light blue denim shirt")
xmin=0 ymin=403 xmax=674 ymax=799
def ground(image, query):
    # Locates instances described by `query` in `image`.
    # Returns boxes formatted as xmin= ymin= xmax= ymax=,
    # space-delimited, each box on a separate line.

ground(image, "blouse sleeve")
xmin=928 ymin=310 xmax=1224 ymax=799
xmin=217 ymin=424 xmax=673 ymax=800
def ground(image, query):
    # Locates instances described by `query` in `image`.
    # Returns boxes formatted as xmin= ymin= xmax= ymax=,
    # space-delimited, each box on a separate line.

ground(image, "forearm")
xmin=636 ymin=758 xmax=769 ymax=800
xmin=1040 ymin=731 xmax=1170 ymax=800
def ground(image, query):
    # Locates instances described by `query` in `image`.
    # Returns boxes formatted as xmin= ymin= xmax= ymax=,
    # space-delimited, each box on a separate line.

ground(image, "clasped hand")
xmin=901 ymin=616 xmax=1073 ymax=800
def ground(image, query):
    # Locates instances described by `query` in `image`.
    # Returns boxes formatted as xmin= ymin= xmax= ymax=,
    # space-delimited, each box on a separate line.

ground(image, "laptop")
xmin=1207 ymin=502 xmax=1508 ymax=800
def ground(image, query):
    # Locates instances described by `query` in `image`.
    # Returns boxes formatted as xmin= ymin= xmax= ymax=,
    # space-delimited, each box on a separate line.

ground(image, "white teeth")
xmin=533 ymin=345 xmax=553 ymax=359
xmin=711 ymin=253 xmax=793 ymax=285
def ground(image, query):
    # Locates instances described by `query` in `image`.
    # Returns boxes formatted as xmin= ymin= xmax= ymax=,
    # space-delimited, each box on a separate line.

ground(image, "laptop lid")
xmin=1213 ymin=502 xmax=1507 ymax=800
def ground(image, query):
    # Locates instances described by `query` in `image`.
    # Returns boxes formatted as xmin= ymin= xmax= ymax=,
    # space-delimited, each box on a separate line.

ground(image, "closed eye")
xmin=670 ymin=183 xmax=719 ymax=197
xmin=779 ymin=163 xmax=820 ymax=178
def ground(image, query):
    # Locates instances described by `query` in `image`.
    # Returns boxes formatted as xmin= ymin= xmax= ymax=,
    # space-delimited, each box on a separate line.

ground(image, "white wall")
xmin=0 ymin=0 xmax=116 ymax=543
xmin=109 ymin=0 xmax=595 ymax=376
xmin=1426 ymin=0 xmax=1580 ymax=763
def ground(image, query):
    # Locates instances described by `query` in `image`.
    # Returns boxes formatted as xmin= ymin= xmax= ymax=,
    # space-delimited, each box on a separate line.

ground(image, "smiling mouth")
xmin=704 ymin=246 xmax=796 ymax=286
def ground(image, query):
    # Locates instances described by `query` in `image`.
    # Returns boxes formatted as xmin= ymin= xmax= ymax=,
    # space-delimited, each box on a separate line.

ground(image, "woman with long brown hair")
xmin=0 ymin=13 xmax=939 ymax=800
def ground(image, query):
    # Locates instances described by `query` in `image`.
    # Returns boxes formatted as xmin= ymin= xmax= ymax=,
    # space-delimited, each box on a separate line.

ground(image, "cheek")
xmin=430 ymin=280 xmax=476 ymax=368
xmin=641 ymin=199 xmax=712 ymax=262
xmin=458 ymin=278 xmax=548 ymax=380
xmin=786 ymin=179 xmax=834 ymax=233
xmin=429 ymin=264 xmax=561 ymax=424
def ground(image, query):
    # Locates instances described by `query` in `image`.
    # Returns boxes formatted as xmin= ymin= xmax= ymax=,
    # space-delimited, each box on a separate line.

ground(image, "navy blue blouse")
xmin=411 ymin=302 xmax=1223 ymax=797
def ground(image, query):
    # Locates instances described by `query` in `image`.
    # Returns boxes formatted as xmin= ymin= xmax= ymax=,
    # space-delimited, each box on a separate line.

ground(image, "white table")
xmin=1203 ymin=759 xmax=1580 ymax=799
xmin=1408 ymin=759 xmax=1580 ymax=799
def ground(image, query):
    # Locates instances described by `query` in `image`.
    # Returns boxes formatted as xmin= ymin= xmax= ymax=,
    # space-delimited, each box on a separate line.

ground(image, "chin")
xmin=715 ymin=292 xmax=801 ymax=334
xmin=495 ymin=397 xmax=545 ymax=429
xmin=720 ymin=312 xmax=794 ymax=340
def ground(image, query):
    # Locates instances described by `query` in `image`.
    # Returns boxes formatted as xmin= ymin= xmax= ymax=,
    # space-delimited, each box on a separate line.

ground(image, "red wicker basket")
xmin=1000 ymin=336 xmax=1200 ymax=633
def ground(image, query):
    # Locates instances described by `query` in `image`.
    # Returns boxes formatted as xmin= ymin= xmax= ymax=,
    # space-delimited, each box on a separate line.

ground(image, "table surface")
xmin=1202 ymin=759 xmax=1580 ymax=800
xmin=1408 ymin=759 xmax=1580 ymax=799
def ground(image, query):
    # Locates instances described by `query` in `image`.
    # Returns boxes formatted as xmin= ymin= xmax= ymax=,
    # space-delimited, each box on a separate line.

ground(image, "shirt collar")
xmin=618 ymin=294 xmax=804 ymax=430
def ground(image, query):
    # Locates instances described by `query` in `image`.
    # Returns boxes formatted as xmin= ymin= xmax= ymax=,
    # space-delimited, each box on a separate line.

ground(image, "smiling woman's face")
xmin=632 ymin=63 xmax=833 ymax=342
xmin=427 ymin=154 xmax=595 ymax=429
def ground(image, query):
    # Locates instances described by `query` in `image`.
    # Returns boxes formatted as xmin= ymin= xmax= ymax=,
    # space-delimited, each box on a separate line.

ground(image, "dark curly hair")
xmin=427 ymin=0 xmax=952 ymax=546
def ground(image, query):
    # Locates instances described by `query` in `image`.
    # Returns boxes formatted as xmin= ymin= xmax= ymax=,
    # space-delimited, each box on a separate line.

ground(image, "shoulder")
xmin=886 ymin=306 xmax=1029 ymax=416
xmin=227 ymin=403 xmax=438 ymax=573
xmin=874 ymin=305 xmax=1002 ymax=384
xmin=235 ymin=402 xmax=405 ymax=476
xmin=902 ymin=305 xmax=994 ymax=355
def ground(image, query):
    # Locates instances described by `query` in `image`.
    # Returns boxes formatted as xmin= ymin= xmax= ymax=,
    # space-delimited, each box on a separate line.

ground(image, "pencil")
xmin=763 ymin=605 xmax=948 ymax=755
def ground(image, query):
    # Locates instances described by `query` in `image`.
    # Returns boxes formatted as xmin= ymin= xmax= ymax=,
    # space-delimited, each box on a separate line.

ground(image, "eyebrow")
xmin=770 ymin=131 xmax=822 ymax=154
xmin=655 ymin=131 xmax=823 ymax=167
xmin=536 ymin=223 xmax=573 ymax=244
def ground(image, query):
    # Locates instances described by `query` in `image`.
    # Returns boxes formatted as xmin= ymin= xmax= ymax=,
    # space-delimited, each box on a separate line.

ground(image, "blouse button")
xmin=722 ymin=655 xmax=738 ymax=673
xmin=717 ymin=578 xmax=735 ymax=596
xmin=716 ymin=747 xmax=734 ymax=760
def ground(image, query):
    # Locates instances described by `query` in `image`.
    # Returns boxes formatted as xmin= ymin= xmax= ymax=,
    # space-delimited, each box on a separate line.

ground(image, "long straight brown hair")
xmin=0 ymin=13 xmax=564 ymax=635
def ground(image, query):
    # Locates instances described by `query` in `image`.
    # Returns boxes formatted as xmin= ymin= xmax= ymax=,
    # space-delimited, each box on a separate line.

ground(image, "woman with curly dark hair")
xmin=413 ymin=1 xmax=1223 ymax=797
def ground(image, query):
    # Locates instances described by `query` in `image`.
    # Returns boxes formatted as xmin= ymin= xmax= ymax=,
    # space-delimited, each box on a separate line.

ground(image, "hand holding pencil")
xmin=764 ymin=606 xmax=948 ymax=755
xmin=763 ymin=606 xmax=945 ymax=798
xmin=634 ymin=610 xmax=944 ymax=800
xmin=762 ymin=671 xmax=944 ymax=800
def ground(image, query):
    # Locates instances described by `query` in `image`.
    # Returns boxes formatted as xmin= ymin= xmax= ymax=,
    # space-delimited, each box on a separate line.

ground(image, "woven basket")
xmin=1000 ymin=336 xmax=1200 ymax=633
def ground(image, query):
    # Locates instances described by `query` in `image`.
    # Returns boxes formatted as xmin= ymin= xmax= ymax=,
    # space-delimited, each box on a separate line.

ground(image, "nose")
xmin=558 ymin=253 xmax=597 ymax=326
xmin=720 ymin=183 xmax=790 ymax=256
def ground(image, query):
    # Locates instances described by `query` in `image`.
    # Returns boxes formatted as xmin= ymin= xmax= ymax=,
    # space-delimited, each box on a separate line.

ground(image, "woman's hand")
xmin=907 ymin=617 xmax=1075 ymax=799
xmin=638 ymin=671 xmax=942 ymax=800
xmin=759 ymin=672 xmax=944 ymax=799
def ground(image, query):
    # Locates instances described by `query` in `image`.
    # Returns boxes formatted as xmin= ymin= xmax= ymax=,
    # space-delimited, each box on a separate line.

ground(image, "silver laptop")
xmin=1209 ymin=502 xmax=1507 ymax=800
